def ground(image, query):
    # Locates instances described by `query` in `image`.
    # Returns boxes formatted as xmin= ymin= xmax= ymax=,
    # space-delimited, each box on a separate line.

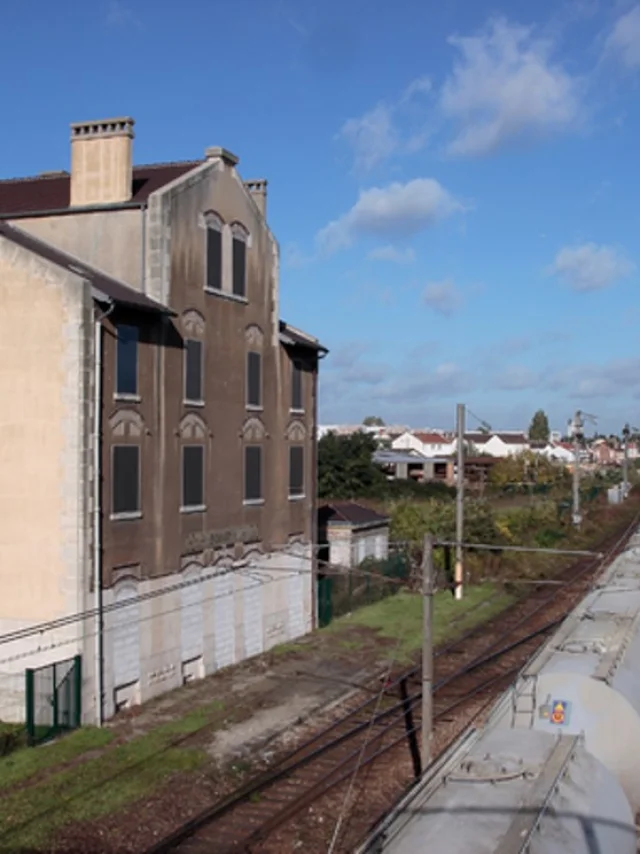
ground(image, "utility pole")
xmin=455 ymin=403 xmax=465 ymax=600
xmin=421 ymin=534 xmax=434 ymax=769
xmin=622 ymin=423 xmax=630 ymax=498
xmin=569 ymin=410 xmax=584 ymax=527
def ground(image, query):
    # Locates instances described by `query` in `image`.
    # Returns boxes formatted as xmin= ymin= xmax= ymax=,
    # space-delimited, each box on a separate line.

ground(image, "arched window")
xmin=231 ymin=222 xmax=249 ymax=298
xmin=203 ymin=211 xmax=224 ymax=293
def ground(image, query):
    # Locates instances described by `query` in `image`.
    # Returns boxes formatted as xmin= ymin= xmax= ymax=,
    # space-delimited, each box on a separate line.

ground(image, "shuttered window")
xmin=182 ymin=445 xmax=204 ymax=509
xmin=232 ymin=237 xmax=246 ymax=297
xmin=184 ymin=340 xmax=203 ymax=402
xmin=244 ymin=446 xmax=262 ymax=502
xmin=289 ymin=446 xmax=304 ymax=498
xmin=116 ymin=324 xmax=138 ymax=396
xmin=291 ymin=361 xmax=303 ymax=411
xmin=247 ymin=351 xmax=262 ymax=408
xmin=206 ymin=227 xmax=222 ymax=291
xmin=112 ymin=446 xmax=140 ymax=515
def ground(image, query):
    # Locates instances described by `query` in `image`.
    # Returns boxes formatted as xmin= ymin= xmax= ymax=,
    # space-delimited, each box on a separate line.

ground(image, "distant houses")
xmin=319 ymin=422 xmax=631 ymax=488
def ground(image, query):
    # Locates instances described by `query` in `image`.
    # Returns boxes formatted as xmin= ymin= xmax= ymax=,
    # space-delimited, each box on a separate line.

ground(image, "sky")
xmin=2 ymin=0 xmax=640 ymax=434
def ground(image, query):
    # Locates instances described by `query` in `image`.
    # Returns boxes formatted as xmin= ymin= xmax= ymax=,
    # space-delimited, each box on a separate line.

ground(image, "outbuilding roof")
xmin=319 ymin=501 xmax=390 ymax=527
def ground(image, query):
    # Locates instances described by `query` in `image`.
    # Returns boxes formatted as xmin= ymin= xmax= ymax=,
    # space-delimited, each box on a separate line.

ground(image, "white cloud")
xmin=317 ymin=179 xmax=464 ymax=254
xmin=283 ymin=242 xmax=314 ymax=269
xmin=549 ymin=243 xmax=635 ymax=292
xmin=441 ymin=17 xmax=582 ymax=156
xmin=338 ymin=104 xmax=399 ymax=172
xmin=423 ymin=279 xmax=462 ymax=317
xmin=604 ymin=5 xmax=640 ymax=69
xmin=105 ymin=0 xmax=142 ymax=28
xmin=368 ymin=245 xmax=416 ymax=264
xmin=495 ymin=366 xmax=540 ymax=391
xmin=337 ymin=77 xmax=433 ymax=170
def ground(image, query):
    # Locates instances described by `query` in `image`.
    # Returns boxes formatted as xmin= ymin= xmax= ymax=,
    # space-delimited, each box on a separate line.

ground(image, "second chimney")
xmin=70 ymin=117 xmax=134 ymax=207
xmin=245 ymin=179 xmax=268 ymax=220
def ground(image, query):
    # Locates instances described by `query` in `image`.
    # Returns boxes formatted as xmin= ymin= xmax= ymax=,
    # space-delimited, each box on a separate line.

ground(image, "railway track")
xmin=144 ymin=516 xmax=638 ymax=854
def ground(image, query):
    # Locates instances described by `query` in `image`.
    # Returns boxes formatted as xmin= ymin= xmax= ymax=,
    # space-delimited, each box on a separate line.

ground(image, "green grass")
xmin=326 ymin=585 xmax=514 ymax=662
xmin=0 ymin=701 xmax=225 ymax=850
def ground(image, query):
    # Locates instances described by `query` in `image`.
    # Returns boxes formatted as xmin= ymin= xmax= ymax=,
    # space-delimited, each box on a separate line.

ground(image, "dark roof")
xmin=279 ymin=320 xmax=328 ymax=354
xmin=319 ymin=501 xmax=389 ymax=527
xmin=0 ymin=222 xmax=174 ymax=315
xmin=0 ymin=161 xmax=202 ymax=217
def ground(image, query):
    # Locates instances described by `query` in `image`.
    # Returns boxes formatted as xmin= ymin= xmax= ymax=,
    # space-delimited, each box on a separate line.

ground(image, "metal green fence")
xmin=317 ymin=552 xmax=410 ymax=629
xmin=25 ymin=655 xmax=82 ymax=746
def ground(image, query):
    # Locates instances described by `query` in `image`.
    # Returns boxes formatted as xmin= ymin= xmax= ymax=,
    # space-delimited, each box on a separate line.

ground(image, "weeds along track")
xmin=144 ymin=516 xmax=639 ymax=854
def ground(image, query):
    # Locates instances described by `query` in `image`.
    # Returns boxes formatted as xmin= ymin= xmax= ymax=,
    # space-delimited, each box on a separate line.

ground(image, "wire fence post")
xmin=455 ymin=402 xmax=465 ymax=599
xmin=421 ymin=534 xmax=434 ymax=769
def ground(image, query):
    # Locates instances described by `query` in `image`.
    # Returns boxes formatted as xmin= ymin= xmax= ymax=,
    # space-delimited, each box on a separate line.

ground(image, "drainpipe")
xmin=312 ymin=350 xmax=328 ymax=629
xmin=94 ymin=302 xmax=114 ymax=726
xmin=140 ymin=203 xmax=147 ymax=290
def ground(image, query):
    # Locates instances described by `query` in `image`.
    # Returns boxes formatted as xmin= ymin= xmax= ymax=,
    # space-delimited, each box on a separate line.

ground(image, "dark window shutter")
xmin=116 ymin=324 xmax=138 ymax=395
xmin=207 ymin=228 xmax=222 ymax=291
xmin=291 ymin=361 xmax=303 ymax=410
xmin=112 ymin=446 xmax=140 ymax=514
xmin=245 ymin=446 xmax=262 ymax=501
xmin=232 ymin=238 xmax=246 ymax=297
xmin=289 ymin=446 xmax=304 ymax=496
xmin=247 ymin=352 xmax=261 ymax=407
xmin=183 ymin=445 xmax=204 ymax=508
xmin=185 ymin=340 xmax=203 ymax=401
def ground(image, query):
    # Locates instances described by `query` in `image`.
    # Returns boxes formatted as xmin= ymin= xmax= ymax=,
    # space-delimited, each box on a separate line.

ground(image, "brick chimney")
xmin=70 ymin=117 xmax=134 ymax=207
xmin=245 ymin=179 xmax=268 ymax=219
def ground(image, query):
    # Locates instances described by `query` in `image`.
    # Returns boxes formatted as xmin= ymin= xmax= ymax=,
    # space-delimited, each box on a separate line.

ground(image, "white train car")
xmin=501 ymin=539 xmax=640 ymax=812
xmin=358 ymin=719 xmax=636 ymax=853
xmin=359 ymin=531 xmax=640 ymax=853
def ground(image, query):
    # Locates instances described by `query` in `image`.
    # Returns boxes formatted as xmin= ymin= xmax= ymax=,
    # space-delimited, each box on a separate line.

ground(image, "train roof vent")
xmin=557 ymin=639 xmax=606 ymax=655
xmin=447 ymin=754 xmax=539 ymax=784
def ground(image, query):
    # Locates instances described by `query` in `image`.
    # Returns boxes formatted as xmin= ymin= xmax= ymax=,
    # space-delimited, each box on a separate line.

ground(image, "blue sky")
xmin=2 ymin=0 xmax=640 ymax=433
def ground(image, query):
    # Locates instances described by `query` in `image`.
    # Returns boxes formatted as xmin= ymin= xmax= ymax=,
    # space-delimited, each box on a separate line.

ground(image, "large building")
xmin=0 ymin=117 xmax=326 ymax=724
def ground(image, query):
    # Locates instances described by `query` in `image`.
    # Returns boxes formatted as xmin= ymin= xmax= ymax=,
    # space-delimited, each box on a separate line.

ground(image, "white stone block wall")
xmin=99 ymin=544 xmax=313 ymax=720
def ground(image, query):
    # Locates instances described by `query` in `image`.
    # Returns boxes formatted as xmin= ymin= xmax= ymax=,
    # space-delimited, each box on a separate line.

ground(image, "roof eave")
xmin=91 ymin=288 xmax=176 ymax=317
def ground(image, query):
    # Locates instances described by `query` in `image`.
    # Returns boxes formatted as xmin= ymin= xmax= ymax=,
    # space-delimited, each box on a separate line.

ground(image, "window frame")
xmin=291 ymin=359 xmax=304 ymax=413
xmin=231 ymin=223 xmax=249 ymax=299
xmin=114 ymin=323 xmax=139 ymax=399
xmin=288 ymin=445 xmax=305 ymax=500
xmin=111 ymin=444 xmax=141 ymax=520
xmin=246 ymin=350 xmax=262 ymax=410
xmin=204 ymin=212 xmax=224 ymax=295
xmin=243 ymin=444 xmax=263 ymax=505
xmin=181 ymin=444 xmax=206 ymax=513
xmin=183 ymin=338 xmax=204 ymax=405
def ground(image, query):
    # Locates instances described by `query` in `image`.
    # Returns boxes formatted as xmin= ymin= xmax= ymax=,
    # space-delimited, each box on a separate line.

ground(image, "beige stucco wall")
xmin=14 ymin=208 xmax=143 ymax=287
xmin=0 ymin=237 xmax=92 ymax=719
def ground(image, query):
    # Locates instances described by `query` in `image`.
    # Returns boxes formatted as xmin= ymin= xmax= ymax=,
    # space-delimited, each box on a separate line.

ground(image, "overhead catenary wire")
xmin=0 ymin=555 xmax=415 ymax=651
xmin=0 ymin=534 xmax=619 ymax=661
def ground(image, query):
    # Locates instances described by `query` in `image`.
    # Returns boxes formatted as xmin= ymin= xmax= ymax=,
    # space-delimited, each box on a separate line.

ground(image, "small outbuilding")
xmin=318 ymin=502 xmax=390 ymax=569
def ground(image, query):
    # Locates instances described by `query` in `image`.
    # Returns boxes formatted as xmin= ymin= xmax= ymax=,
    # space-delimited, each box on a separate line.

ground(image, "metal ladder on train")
xmin=510 ymin=674 xmax=537 ymax=729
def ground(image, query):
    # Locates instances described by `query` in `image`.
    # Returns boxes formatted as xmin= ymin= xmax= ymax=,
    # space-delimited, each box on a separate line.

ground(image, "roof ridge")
xmin=0 ymin=158 xmax=204 ymax=185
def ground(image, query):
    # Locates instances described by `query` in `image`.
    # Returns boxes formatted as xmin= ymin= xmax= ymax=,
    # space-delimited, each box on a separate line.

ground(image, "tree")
xmin=363 ymin=415 xmax=385 ymax=426
xmin=318 ymin=431 xmax=386 ymax=499
xmin=528 ymin=410 xmax=550 ymax=443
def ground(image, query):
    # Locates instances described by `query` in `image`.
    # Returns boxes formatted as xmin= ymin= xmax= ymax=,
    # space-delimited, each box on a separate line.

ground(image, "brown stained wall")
xmin=101 ymin=159 xmax=319 ymax=587
xmin=100 ymin=309 xmax=168 ymax=586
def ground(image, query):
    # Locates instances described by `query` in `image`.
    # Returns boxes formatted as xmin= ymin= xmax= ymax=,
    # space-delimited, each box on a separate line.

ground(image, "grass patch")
xmin=0 ymin=726 xmax=113 ymax=791
xmin=0 ymin=701 xmax=225 ymax=850
xmin=269 ymin=641 xmax=306 ymax=657
xmin=325 ymin=586 xmax=513 ymax=662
